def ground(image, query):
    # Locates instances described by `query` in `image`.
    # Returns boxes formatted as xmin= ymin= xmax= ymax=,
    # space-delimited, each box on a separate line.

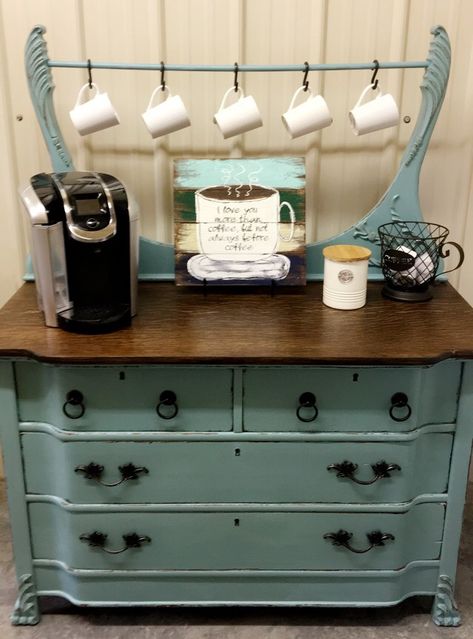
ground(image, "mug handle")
xmin=279 ymin=201 xmax=295 ymax=242
xmin=287 ymin=85 xmax=313 ymax=111
xmin=147 ymin=84 xmax=170 ymax=111
xmin=435 ymin=241 xmax=465 ymax=278
xmin=75 ymin=82 xmax=99 ymax=107
xmin=353 ymin=83 xmax=381 ymax=110
xmin=218 ymin=86 xmax=244 ymax=112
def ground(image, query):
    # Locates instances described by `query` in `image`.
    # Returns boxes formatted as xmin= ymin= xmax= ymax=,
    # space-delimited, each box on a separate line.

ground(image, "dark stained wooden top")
xmin=0 ymin=282 xmax=473 ymax=365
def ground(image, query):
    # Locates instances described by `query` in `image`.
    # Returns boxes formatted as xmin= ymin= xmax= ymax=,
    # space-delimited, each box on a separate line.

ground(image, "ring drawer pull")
xmin=296 ymin=392 xmax=318 ymax=422
xmin=63 ymin=389 xmax=85 ymax=419
xmin=79 ymin=531 xmax=151 ymax=554
xmin=323 ymin=529 xmax=395 ymax=554
xmin=75 ymin=462 xmax=149 ymax=487
xmin=389 ymin=392 xmax=412 ymax=422
xmin=327 ymin=460 xmax=401 ymax=485
xmin=156 ymin=390 xmax=179 ymax=419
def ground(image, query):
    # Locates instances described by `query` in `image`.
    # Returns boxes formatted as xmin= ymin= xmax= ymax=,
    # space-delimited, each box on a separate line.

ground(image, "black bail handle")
xmin=63 ymin=389 xmax=85 ymax=419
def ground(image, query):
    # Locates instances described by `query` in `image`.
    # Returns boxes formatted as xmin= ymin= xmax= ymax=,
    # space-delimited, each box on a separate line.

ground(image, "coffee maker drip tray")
xmin=57 ymin=303 xmax=131 ymax=334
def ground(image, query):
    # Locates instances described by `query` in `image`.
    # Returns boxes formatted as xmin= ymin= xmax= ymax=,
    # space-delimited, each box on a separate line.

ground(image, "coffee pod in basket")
xmin=415 ymin=251 xmax=435 ymax=284
xmin=322 ymin=244 xmax=372 ymax=310
xmin=390 ymin=245 xmax=418 ymax=286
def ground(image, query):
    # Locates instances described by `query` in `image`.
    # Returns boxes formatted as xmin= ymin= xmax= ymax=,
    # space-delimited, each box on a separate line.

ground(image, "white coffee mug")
xmin=213 ymin=86 xmax=262 ymax=139
xmin=282 ymin=86 xmax=332 ymax=138
xmin=349 ymin=84 xmax=399 ymax=136
xmin=141 ymin=85 xmax=191 ymax=138
xmin=69 ymin=83 xmax=120 ymax=136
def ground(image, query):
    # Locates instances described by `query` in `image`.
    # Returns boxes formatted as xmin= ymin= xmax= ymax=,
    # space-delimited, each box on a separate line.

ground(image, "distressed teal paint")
xmin=24 ymin=26 xmax=450 ymax=281
xmin=48 ymin=61 xmax=429 ymax=72
xmin=33 ymin=560 xmax=439 ymax=606
xmin=431 ymin=361 xmax=473 ymax=626
xmin=432 ymin=575 xmax=461 ymax=626
xmin=28 ymin=501 xmax=444 ymax=571
xmin=243 ymin=361 xmax=460 ymax=432
xmin=15 ymin=362 xmax=234 ymax=432
xmin=21 ymin=433 xmax=451 ymax=505
xmin=26 ymin=492 xmax=447 ymax=513
xmin=1 ymin=357 xmax=471 ymax=623
xmin=0 ymin=363 xmax=40 ymax=625
xmin=19 ymin=419 xmax=454 ymax=442
xmin=24 ymin=26 xmax=73 ymax=172
xmin=138 ymin=238 xmax=175 ymax=281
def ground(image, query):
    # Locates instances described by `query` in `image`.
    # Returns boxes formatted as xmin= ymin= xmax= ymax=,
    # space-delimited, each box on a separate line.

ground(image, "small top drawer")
xmin=15 ymin=362 xmax=233 ymax=431
xmin=243 ymin=361 xmax=461 ymax=432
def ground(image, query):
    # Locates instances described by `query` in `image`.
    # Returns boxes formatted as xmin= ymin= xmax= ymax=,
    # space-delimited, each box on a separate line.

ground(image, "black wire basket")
xmin=378 ymin=221 xmax=464 ymax=301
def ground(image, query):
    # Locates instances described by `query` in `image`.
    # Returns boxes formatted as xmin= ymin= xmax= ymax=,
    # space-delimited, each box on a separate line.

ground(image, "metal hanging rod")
xmin=48 ymin=60 xmax=428 ymax=72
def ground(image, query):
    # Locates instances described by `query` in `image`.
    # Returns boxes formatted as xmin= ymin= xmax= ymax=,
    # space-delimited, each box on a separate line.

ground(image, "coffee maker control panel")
xmin=52 ymin=173 xmax=117 ymax=243
xmin=71 ymin=193 xmax=111 ymax=232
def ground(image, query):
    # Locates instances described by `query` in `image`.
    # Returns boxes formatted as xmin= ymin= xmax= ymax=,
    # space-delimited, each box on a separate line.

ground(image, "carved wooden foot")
xmin=432 ymin=574 xmax=461 ymax=626
xmin=10 ymin=574 xmax=40 ymax=625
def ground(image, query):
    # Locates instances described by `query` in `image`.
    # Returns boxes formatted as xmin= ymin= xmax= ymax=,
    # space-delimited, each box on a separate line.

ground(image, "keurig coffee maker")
xmin=20 ymin=171 xmax=139 ymax=333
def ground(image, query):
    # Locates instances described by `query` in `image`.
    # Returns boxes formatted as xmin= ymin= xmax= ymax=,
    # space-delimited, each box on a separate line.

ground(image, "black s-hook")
xmin=371 ymin=59 xmax=379 ymax=90
xmin=160 ymin=61 xmax=166 ymax=91
xmin=87 ymin=59 xmax=93 ymax=88
xmin=234 ymin=62 xmax=239 ymax=92
xmin=303 ymin=61 xmax=309 ymax=92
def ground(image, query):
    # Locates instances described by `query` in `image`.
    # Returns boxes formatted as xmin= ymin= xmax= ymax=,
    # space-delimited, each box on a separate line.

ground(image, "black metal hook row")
xmin=233 ymin=60 xmax=310 ymax=92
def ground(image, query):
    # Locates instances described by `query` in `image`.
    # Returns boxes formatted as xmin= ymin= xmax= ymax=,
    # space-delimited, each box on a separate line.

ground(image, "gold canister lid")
xmin=322 ymin=244 xmax=372 ymax=262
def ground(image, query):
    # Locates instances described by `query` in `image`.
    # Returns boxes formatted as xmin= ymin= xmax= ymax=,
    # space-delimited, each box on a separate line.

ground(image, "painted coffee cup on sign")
xmin=141 ymin=84 xmax=191 ymax=138
xmin=349 ymin=84 xmax=399 ymax=136
xmin=69 ymin=83 xmax=120 ymax=136
xmin=195 ymin=184 xmax=295 ymax=261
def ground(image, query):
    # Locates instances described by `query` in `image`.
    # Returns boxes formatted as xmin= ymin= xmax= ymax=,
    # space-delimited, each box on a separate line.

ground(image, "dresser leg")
xmin=431 ymin=574 xmax=461 ymax=627
xmin=10 ymin=573 xmax=40 ymax=625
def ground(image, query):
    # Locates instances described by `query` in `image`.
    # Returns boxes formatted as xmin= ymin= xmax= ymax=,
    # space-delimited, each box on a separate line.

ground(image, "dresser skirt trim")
xmin=32 ymin=559 xmax=439 ymax=606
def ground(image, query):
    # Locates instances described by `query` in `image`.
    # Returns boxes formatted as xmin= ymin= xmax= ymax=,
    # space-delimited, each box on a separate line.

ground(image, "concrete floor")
xmin=1 ymin=480 xmax=472 ymax=638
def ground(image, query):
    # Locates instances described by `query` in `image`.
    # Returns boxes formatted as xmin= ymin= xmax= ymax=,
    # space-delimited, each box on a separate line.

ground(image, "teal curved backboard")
xmin=25 ymin=25 xmax=450 ymax=281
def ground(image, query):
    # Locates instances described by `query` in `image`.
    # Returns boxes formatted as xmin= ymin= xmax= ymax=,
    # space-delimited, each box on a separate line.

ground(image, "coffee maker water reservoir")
xmin=20 ymin=171 xmax=139 ymax=333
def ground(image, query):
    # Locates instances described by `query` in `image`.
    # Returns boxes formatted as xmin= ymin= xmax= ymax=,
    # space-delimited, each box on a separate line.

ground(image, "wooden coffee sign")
xmin=174 ymin=157 xmax=306 ymax=286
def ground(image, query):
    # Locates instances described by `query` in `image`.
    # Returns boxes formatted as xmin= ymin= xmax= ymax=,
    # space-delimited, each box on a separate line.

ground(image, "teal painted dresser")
xmin=1 ymin=281 xmax=473 ymax=626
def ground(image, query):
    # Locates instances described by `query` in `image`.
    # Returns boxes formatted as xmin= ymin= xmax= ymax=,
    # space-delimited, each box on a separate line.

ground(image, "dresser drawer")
xmin=243 ymin=362 xmax=460 ymax=432
xmin=29 ymin=502 xmax=444 ymax=571
xmin=15 ymin=363 xmax=233 ymax=431
xmin=22 ymin=431 xmax=452 ymax=504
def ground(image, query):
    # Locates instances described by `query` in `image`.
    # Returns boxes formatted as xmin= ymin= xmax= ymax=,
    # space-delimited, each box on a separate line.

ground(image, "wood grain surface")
xmin=0 ymin=282 xmax=472 ymax=364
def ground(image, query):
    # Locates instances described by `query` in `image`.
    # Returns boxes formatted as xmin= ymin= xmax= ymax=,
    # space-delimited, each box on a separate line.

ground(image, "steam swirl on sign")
xmin=219 ymin=162 xmax=264 ymax=198
xmin=245 ymin=165 xmax=263 ymax=197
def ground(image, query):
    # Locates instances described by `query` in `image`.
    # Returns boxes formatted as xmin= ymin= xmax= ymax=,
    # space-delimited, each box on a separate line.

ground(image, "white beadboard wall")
xmin=1 ymin=0 xmax=473 ymax=478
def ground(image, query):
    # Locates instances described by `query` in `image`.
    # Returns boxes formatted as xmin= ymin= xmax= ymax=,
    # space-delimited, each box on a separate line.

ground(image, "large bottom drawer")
xmin=29 ymin=502 xmax=444 ymax=571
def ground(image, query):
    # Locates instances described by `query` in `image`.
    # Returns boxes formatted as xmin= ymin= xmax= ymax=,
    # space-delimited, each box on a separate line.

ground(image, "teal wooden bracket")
xmin=25 ymin=25 xmax=73 ymax=172
xmin=25 ymin=25 xmax=450 ymax=281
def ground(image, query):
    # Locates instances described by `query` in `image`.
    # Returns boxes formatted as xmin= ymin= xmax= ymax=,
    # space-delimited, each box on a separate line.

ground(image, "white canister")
xmin=323 ymin=245 xmax=372 ymax=310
